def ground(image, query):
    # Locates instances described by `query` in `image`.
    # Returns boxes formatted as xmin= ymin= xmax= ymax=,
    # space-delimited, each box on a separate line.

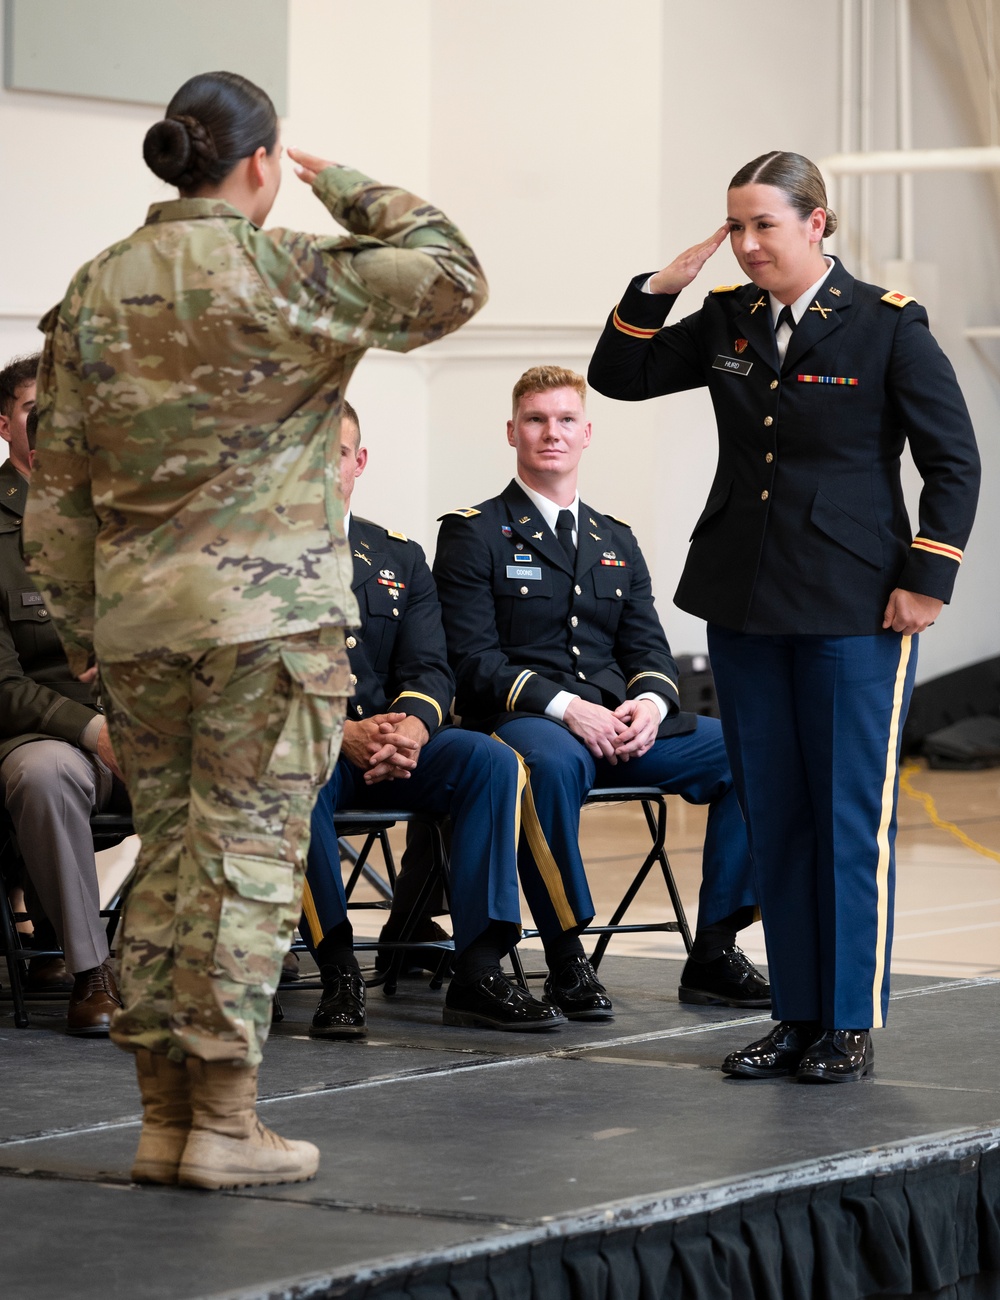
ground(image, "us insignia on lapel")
xmin=518 ymin=516 xmax=531 ymax=525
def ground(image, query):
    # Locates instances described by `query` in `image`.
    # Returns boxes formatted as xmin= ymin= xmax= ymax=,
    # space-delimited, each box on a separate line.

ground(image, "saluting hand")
xmin=647 ymin=224 xmax=730 ymax=296
xmin=287 ymin=147 xmax=338 ymax=185
xmin=882 ymin=588 xmax=943 ymax=635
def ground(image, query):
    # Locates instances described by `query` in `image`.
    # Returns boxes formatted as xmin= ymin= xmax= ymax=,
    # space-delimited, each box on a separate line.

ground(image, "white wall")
xmin=1 ymin=0 xmax=996 ymax=677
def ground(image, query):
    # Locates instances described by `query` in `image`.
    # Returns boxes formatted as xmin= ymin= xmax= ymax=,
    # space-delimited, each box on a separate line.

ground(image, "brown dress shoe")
xmin=66 ymin=958 xmax=122 ymax=1037
xmin=26 ymin=955 xmax=74 ymax=993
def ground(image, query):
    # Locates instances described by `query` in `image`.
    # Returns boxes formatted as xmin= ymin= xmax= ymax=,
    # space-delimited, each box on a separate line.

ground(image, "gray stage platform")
xmin=1 ymin=956 xmax=998 ymax=1300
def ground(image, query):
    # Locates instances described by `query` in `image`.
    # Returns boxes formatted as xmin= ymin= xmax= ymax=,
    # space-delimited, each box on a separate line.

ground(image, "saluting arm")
xmin=270 ymin=151 xmax=487 ymax=354
xmin=588 ymin=226 xmax=728 ymax=401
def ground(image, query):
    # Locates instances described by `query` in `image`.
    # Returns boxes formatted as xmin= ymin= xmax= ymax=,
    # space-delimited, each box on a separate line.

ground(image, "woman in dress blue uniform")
xmin=588 ymin=151 xmax=980 ymax=1082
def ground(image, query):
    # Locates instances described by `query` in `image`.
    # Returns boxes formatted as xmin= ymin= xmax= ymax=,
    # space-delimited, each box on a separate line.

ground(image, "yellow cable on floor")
xmin=899 ymin=759 xmax=1000 ymax=865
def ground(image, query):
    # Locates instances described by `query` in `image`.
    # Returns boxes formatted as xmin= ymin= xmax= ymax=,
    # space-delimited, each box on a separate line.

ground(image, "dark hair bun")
xmin=823 ymin=207 xmax=839 ymax=237
xmin=143 ymin=114 xmax=219 ymax=190
xmin=144 ymin=72 xmax=277 ymax=194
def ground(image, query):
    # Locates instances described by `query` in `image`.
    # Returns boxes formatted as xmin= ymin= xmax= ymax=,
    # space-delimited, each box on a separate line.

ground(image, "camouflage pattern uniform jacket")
xmin=23 ymin=166 xmax=488 ymax=672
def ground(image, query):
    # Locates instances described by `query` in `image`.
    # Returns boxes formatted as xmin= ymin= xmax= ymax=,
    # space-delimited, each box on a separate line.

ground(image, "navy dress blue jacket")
xmin=433 ymin=480 xmax=695 ymax=737
xmin=588 ymin=257 xmax=980 ymax=635
xmin=344 ymin=516 xmax=453 ymax=735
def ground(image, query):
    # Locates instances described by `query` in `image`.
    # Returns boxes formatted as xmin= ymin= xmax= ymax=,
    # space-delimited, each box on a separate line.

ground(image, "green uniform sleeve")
xmin=260 ymin=165 xmax=488 ymax=354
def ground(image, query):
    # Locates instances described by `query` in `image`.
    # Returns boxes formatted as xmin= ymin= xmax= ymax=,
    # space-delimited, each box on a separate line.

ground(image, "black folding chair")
xmin=509 ymin=785 xmax=693 ymax=986
xmin=291 ymin=808 xmax=453 ymax=997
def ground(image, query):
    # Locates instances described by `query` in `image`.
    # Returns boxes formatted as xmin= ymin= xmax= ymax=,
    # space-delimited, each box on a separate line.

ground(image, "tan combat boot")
xmin=131 ymin=1048 xmax=192 ymax=1184
xmin=177 ymin=1058 xmax=319 ymax=1190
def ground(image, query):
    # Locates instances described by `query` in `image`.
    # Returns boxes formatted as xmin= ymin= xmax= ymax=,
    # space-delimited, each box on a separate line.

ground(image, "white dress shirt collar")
xmin=514 ymin=475 xmax=579 ymax=538
xmin=769 ymin=256 xmax=834 ymax=327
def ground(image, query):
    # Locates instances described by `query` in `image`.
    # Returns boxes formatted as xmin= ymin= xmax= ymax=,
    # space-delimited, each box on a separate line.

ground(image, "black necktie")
xmin=775 ymin=304 xmax=795 ymax=334
xmin=555 ymin=508 xmax=576 ymax=565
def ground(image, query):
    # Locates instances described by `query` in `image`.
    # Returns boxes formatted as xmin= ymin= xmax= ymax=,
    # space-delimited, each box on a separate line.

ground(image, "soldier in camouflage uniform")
xmin=24 ymin=70 xmax=486 ymax=1190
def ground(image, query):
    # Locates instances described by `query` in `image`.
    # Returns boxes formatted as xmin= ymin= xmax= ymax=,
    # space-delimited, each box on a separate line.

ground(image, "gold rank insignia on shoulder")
xmin=710 ymin=284 xmax=742 ymax=294
xmin=439 ymin=508 xmax=480 ymax=519
xmin=386 ymin=528 xmax=408 ymax=541
xmin=882 ymin=290 xmax=916 ymax=308
xmin=605 ymin=512 xmax=631 ymax=528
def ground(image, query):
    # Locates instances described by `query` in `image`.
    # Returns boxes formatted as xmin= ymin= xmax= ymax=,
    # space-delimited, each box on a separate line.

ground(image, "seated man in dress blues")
xmin=301 ymin=402 xmax=562 ymax=1037
xmin=429 ymin=365 xmax=768 ymax=1020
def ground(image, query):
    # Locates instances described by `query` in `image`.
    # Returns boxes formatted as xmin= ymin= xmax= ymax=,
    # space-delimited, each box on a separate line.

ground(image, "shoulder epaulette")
xmin=710 ymin=284 xmax=743 ymax=294
xmin=438 ymin=508 xmax=481 ymax=520
xmin=605 ymin=512 xmax=632 ymax=528
xmin=38 ymin=303 xmax=60 ymax=332
xmin=385 ymin=528 xmax=409 ymax=542
xmin=881 ymin=290 xmax=916 ymax=309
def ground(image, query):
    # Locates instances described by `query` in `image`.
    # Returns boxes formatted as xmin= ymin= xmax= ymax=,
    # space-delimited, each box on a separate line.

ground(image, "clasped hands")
xmin=563 ymin=697 xmax=660 ymax=764
xmin=341 ymin=712 xmax=430 ymax=785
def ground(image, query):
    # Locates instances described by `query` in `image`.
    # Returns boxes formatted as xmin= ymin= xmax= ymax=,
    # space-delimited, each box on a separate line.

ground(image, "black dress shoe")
xmin=543 ymin=955 xmax=614 ymax=1020
xmin=309 ymin=965 xmax=367 ymax=1039
xmin=375 ymin=919 xmax=454 ymax=976
xmin=443 ymin=969 xmax=566 ymax=1031
xmin=797 ymin=1029 xmax=874 ymax=1083
xmin=66 ymin=959 xmax=122 ymax=1037
xmin=721 ymin=1020 xmax=821 ymax=1078
xmin=679 ymin=947 xmax=770 ymax=1008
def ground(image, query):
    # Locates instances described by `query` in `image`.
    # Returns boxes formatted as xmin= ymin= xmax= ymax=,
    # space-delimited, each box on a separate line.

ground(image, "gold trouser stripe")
xmin=870 ymin=634 xmax=912 ymax=1029
xmin=300 ymin=879 xmax=324 ymax=948
xmin=493 ymin=732 xmax=577 ymax=931
xmin=393 ymin=691 xmax=443 ymax=727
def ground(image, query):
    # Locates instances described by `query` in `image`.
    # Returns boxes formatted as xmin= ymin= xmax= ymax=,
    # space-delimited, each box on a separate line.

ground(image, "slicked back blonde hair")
xmin=512 ymin=365 xmax=587 ymax=418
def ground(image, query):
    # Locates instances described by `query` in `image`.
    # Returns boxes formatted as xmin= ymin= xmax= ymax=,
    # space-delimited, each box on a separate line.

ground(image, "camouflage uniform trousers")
xmin=100 ymin=628 xmax=349 ymax=1066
